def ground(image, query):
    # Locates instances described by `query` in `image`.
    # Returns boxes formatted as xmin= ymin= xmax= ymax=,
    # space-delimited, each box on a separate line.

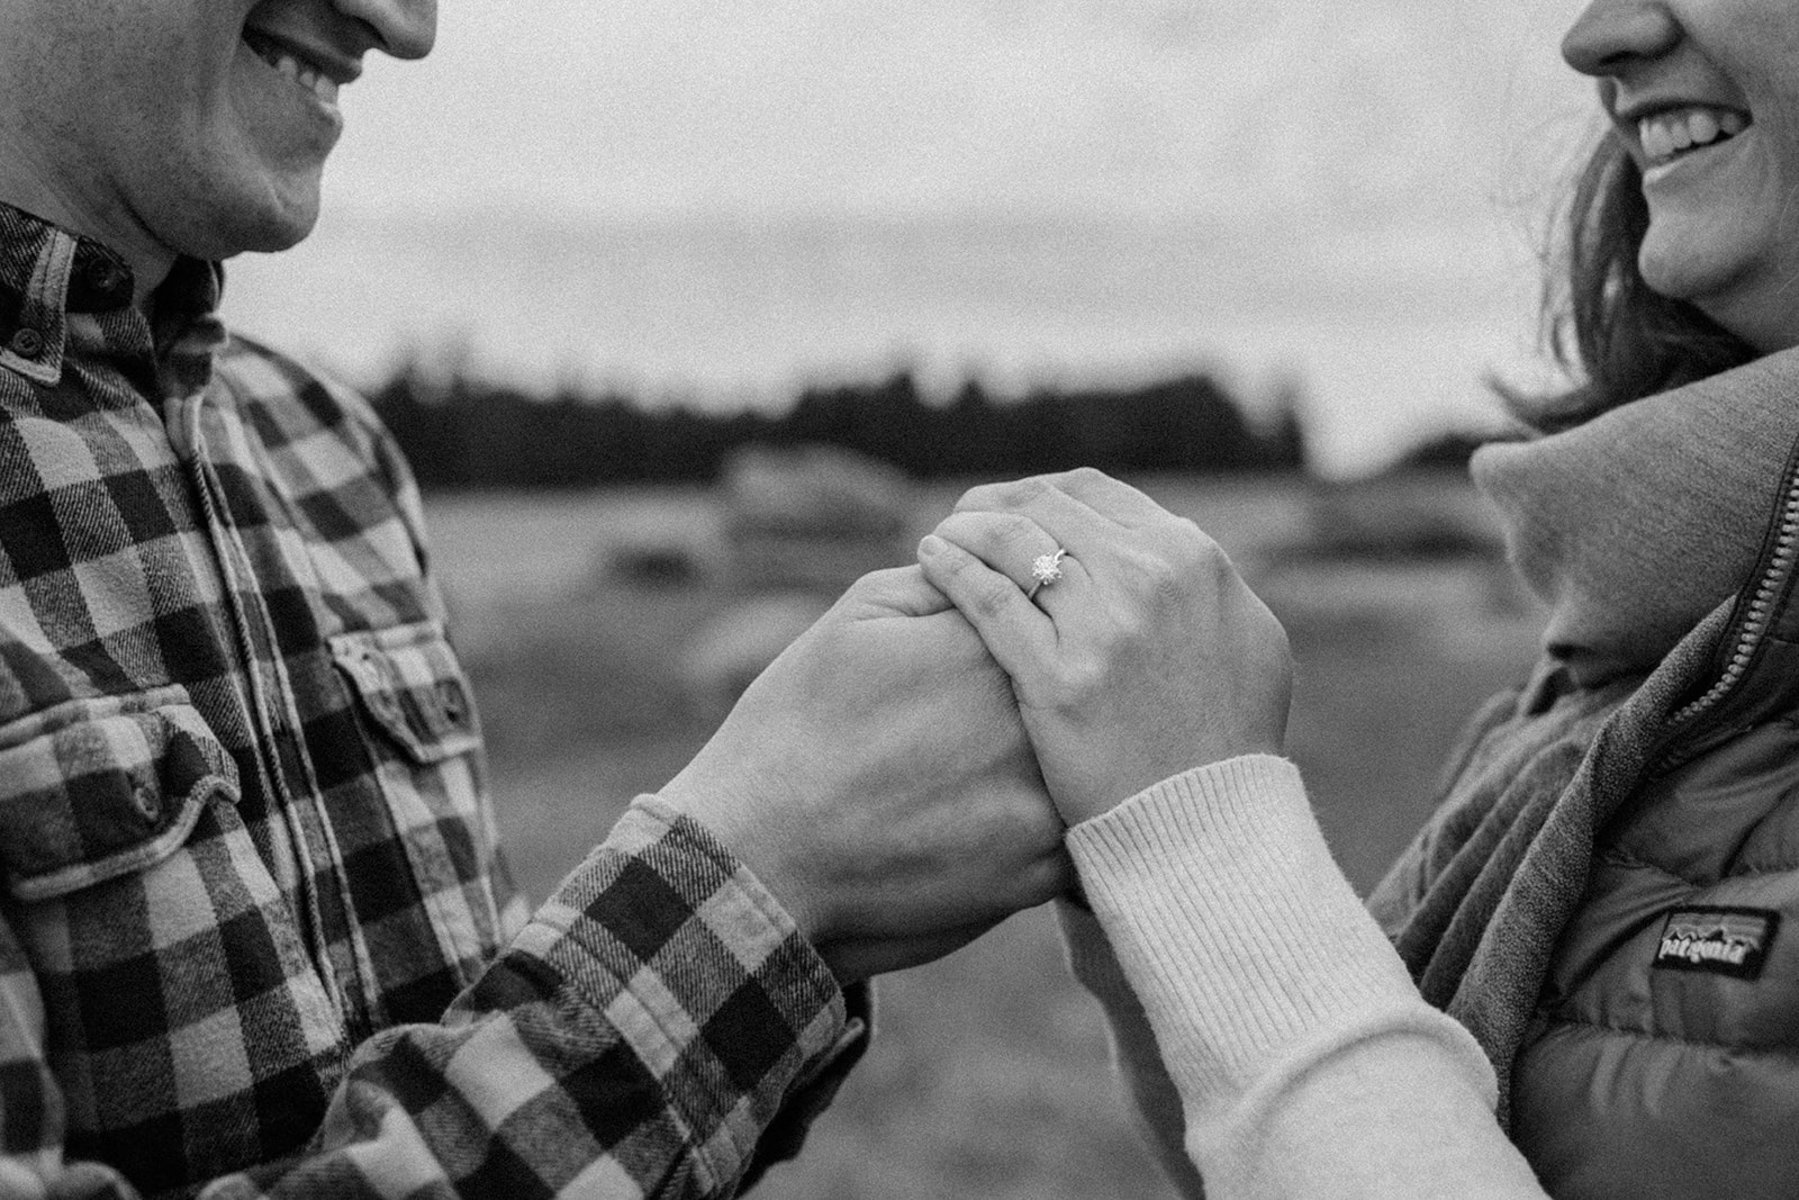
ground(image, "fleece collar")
xmin=1472 ymin=347 xmax=1799 ymax=688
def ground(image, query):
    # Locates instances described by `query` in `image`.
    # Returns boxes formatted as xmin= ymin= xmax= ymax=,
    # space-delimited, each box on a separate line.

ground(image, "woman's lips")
xmin=1636 ymin=105 xmax=1750 ymax=166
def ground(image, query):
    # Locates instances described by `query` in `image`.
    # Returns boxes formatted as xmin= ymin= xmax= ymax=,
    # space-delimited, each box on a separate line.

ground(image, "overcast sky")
xmin=323 ymin=0 xmax=1595 ymax=224
xmin=227 ymin=1 xmax=1605 ymax=474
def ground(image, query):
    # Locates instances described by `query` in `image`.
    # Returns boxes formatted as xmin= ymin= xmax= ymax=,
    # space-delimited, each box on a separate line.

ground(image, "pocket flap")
xmin=0 ymin=689 xmax=240 ymax=901
xmin=329 ymin=621 xmax=481 ymax=765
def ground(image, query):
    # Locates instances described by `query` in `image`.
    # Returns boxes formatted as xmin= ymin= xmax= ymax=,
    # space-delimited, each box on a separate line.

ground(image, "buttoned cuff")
xmin=509 ymin=795 xmax=863 ymax=1193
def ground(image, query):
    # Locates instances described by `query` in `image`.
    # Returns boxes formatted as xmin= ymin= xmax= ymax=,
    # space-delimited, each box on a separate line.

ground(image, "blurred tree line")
xmin=370 ymin=365 xmax=1308 ymax=489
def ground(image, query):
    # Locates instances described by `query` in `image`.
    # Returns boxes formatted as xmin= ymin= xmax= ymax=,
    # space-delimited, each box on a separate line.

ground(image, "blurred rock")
xmin=721 ymin=443 xmax=915 ymax=592
xmin=589 ymin=495 xmax=728 ymax=593
xmin=606 ymin=541 xmax=713 ymax=588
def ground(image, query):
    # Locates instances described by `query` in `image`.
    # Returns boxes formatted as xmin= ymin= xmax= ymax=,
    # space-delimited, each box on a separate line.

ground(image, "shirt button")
xmin=131 ymin=783 xmax=161 ymax=822
xmin=87 ymin=260 xmax=129 ymax=297
xmin=437 ymin=679 xmax=468 ymax=725
xmin=8 ymin=327 xmax=44 ymax=359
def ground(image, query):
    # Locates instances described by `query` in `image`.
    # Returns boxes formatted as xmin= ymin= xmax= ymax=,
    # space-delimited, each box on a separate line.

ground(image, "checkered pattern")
xmin=0 ymin=204 xmax=865 ymax=1198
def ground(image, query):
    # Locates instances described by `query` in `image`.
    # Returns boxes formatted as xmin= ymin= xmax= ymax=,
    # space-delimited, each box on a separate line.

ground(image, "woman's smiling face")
xmin=1564 ymin=0 xmax=1799 ymax=353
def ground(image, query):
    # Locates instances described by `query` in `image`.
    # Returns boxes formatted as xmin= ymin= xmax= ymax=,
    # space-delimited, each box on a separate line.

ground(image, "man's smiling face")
xmin=0 ymin=0 xmax=435 ymax=267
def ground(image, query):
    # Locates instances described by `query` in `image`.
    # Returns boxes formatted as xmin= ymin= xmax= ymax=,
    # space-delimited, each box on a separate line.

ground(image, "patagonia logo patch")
xmin=1652 ymin=906 xmax=1780 ymax=980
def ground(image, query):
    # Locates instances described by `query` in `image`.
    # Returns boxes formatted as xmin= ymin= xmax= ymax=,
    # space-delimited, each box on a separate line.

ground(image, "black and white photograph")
xmin=0 ymin=1 xmax=1793 ymax=1196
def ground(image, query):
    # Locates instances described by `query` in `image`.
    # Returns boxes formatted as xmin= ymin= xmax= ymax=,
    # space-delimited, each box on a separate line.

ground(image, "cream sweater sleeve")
xmin=1062 ymin=755 xmax=1547 ymax=1200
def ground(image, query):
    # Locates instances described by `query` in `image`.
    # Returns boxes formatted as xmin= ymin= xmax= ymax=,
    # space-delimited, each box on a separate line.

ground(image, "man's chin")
xmin=226 ymin=195 xmax=322 ymax=256
xmin=167 ymin=176 xmax=324 ymax=261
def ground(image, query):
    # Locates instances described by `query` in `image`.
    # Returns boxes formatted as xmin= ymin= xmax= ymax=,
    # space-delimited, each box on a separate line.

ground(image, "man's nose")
xmin=1561 ymin=0 xmax=1681 ymax=77
xmin=337 ymin=0 xmax=437 ymax=60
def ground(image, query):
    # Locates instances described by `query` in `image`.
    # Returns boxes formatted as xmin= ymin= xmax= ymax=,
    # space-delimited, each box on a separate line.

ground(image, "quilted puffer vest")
xmin=1507 ymin=469 xmax=1799 ymax=1197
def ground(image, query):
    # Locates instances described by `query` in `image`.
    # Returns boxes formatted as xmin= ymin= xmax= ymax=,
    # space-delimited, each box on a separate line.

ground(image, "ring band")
xmin=1026 ymin=548 xmax=1068 ymax=600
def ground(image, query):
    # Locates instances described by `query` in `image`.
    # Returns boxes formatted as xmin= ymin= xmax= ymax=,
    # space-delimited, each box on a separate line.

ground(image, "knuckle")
xmin=1120 ymin=544 xmax=1186 ymax=607
xmin=956 ymin=475 xmax=1044 ymax=514
xmin=1170 ymin=517 xmax=1215 ymax=563
xmin=995 ymin=511 xmax=1047 ymax=555
xmin=1110 ymin=604 xmax=1150 ymax=646
xmin=994 ymin=475 xmax=1051 ymax=509
xmin=1019 ymin=854 xmax=1076 ymax=908
xmin=945 ymin=508 xmax=1038 ymax=554
xmin=1052 ymin=653 xmax=1106 ymax=703
xmin=831 ymin=571 xmax=879 ymax=609
xmin=936 ymin=544 xmax=977 ymax=579
xmin=929 ymin=511 xmax=975 ymax=548
xmin=952 ymin=482 xmax=1002 ymax=514
xmin=856 ymin=565 xmax=909 ymax=593
xmin=1141 ymin=551 xmax=1182 ymax=592
xmin=1176 ymin=522 xmax=1225 ymax=569
xmin=1188 ymin=536 xmax=1239 ymax=595
xmin=968 ymin=574 xmax=1016 ymax=620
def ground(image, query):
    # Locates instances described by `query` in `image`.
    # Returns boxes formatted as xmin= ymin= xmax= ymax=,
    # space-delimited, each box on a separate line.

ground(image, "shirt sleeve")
xmin=0 ymin=795 xmax=867 ymax=1200
xmin=1062 ymin=755 xmax=1547 ymax=1200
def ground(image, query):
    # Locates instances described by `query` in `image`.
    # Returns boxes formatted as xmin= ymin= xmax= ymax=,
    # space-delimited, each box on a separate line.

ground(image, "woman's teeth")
xmin=1638 ymin=107 xmax=1748 ymax=164
xmin=245 ymin=36 xmax=340 ymax=105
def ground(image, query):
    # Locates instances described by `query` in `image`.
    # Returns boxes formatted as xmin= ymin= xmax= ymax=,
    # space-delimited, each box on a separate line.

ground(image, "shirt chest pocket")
xmin=328 ymin=620 xmax=510 ymax=977
xmin=0 ymin=690 xmax=236 ymax=902
xmin=0 ymin=687 xmax=351 ymax=1173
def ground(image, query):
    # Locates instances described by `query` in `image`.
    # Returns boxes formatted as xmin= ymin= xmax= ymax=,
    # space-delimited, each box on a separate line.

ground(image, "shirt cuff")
xmin=504 ymin=793 xmax=860 ymax=1193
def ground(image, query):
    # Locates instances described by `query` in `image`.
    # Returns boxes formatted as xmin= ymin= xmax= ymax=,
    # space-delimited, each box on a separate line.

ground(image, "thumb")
xmin=839 ymin=565 xmax=956 ymax=620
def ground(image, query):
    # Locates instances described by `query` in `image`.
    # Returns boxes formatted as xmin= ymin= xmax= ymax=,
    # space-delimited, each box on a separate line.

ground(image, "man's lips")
xmin=242 ymin=25 xmax=361 ymax=95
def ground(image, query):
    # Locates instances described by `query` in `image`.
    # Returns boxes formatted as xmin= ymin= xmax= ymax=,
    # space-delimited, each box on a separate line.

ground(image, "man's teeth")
xmin=250 ymin=41 xmax=340 ymax=105
xmin=1638 ymin=108 xmax=1748 ymax=163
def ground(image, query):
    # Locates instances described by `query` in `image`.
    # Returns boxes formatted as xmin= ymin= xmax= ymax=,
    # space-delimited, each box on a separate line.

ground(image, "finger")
xmin=825 ymin=920 xmax=995 ymax=983
xmin=929 ymin=510 xmax=1093 ymax=598
xmin=916 ymin=533 xmax=1054 ymax=678
xmin=950 ymin=475 xmax=1118 ymax=550
xmin=1040 ymin=467 xmax=1172 ymax=528
xmin=1021 ymin=846 xmax=1079 ymax=908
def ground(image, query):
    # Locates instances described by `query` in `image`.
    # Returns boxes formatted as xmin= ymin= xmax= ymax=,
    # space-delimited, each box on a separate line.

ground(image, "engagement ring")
xmin=1027 ymin=548 xmax=1067 ymax=599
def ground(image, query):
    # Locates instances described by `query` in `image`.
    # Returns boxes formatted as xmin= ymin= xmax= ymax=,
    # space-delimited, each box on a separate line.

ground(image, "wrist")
xmin=656 ymin=772 xmax=829 ymax=949
xmin=1054 ymin=742 xmax=1286 ymax=828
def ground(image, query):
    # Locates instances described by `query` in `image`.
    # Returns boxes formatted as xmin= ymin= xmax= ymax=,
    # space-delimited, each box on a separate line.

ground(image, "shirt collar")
xmin=0 ymin=201 xmax=224 ymax=392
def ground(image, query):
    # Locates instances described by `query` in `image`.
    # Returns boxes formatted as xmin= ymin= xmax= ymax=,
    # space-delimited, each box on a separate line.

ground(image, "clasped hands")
xmin=659 ymin=468 xmax=1293 ymax=983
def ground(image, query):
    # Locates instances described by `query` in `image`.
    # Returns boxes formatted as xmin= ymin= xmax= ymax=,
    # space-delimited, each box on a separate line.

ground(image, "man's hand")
xmin=916 ymin=468 xmax=1294 ymax=827
xmin=658 ymin=566 xmax=1072 ymax=983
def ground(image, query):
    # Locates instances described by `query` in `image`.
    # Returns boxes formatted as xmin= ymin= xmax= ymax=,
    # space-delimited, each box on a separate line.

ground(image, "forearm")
xmin=1066 ymin=755 xmax=1545 ymax=1200
xmin=274 ymin=795 xmax=862 ymax=1197
xmin=7 ymin=797 xmax=862 ymax=1200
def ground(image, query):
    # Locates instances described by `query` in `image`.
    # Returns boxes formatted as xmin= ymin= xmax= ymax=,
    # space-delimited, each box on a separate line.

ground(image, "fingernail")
xmin=918 ymin=534 xmax=946 ymax=559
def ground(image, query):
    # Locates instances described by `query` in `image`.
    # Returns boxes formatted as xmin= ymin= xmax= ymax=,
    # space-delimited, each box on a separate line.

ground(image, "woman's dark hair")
xmin=1524 ymin=130 xmax=1755 ymax=431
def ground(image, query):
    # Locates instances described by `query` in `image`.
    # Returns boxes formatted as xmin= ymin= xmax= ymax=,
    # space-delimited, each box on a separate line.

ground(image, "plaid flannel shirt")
xmin=0 ymin=203 xmax=866 ymax=1199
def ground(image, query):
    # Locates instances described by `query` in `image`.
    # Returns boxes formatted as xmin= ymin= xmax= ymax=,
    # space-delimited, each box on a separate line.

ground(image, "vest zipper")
xmin=1651 ymin=469 xmax=1799 ymax=769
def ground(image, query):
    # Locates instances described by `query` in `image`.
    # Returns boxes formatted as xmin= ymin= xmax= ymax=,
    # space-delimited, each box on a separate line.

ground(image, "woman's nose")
xmin=337 ymin=0 xmax=437 ymax=60
xmin=1562 ymin=0 xmax=1681 ymax=76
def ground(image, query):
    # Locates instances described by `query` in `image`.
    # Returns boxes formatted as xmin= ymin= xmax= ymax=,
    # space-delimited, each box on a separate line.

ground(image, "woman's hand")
xmin=916 ymin=468 xmax=1293 ymax=826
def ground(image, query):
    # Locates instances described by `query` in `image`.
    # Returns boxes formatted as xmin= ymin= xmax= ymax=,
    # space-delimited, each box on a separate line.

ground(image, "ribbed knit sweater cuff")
xmin=1066 ymin=755 xmax=1496 ymax=1167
